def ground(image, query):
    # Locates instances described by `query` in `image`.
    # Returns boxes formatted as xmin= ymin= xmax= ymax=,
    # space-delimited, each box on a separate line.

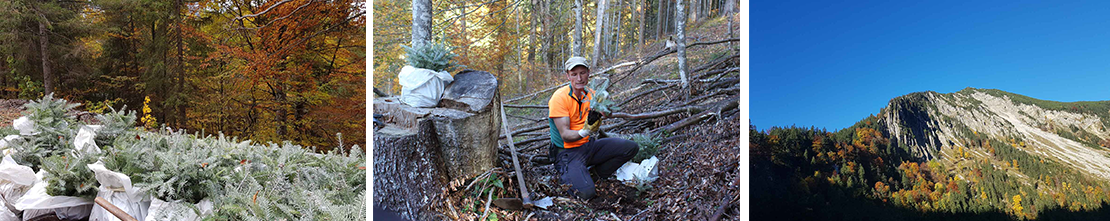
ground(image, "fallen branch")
xmin=610 ymin=212 xmax=624 ymax=221
xmin=446 ymin=200 xmax=460 ymax=220
xmin=465 ymin=168 xmax=499 ymax=192
xmin=513 ymin=136 xmax=549 ymax=147
xmin=609 ymin=106 xmax=705 ymax=120
xmin=498 ymin=124 xmax=548 ymax=140
xmin=478 ymin=190 xmax=494 ymax=221
xmin=706 ymin=77 xmax=742 ymax=90
xmin=507 ymin=113 xmax=543 ymax=122
xmin=504 ymin=74 xmax=610 ymax=103
xmin=504 ymin=104 xmax=548 ymax=109
xmin=615 ymin=38 xmax=743 ymax=84
xmin=674 ymin=86 xmax=743 ymax=108
xmin=709 ymin=194 xmax=733 ymax=221
xmin=690 ymin=53 xmax=743 ymax=78
xmin=505 ymin=82 xmax=568 ymax=103
xmin=616 ymin=83 xmax=677 ymax=107
xmin=373 ymin=87 xmax=390 ymax=97
xmin=641 ymin=77 xmax=737 ymax=85
xmin=596 ymin=61 xmax=638 ymax=76
xmin=524 ymin=212 xmax=535 ymax=221
xmin=654 ymin=95 xmax=741 ymax=135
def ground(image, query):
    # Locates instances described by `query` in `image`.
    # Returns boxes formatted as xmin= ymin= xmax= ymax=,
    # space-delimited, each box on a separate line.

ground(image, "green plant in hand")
xmin=588 ymin=77 xmax=617 ymax=116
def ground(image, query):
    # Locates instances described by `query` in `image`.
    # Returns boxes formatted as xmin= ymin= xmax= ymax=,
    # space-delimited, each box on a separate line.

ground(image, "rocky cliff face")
xmin=877 ymin=88 xmax=1110 ymax=179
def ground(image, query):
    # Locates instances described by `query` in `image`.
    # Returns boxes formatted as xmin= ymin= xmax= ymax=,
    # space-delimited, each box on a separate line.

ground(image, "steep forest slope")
xmin=752 ymin=88 xmax=1110 ymax=220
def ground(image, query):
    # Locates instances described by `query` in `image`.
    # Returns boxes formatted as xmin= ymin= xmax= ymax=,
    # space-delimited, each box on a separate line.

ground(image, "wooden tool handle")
xmin=499 ymin=101 xmax=532 ymax=205
xmin=94 ymin=196 xmax=139 ymax=221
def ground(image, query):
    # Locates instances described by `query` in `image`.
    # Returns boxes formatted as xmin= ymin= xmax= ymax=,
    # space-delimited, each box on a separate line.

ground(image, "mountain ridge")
xmin=877 ymin=88 xmax=1110 ymax=179
xmin=751 ymin=87 xmax=1110 ymax=220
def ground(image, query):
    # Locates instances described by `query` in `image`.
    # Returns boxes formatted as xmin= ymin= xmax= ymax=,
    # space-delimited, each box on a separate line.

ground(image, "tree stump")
xmin=373 ymin=70 xmax=501 ymax=220
xmin=435 ymin=70 xmax=501 ymax=179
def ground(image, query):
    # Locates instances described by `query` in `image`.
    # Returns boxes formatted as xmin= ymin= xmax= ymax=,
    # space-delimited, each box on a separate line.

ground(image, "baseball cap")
xmin=564 ymin=57 xmax=589 ymax=71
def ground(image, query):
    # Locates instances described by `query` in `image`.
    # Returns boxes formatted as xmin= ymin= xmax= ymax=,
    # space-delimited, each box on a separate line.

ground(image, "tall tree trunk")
xmin=591 ymin=0 xmax=607 ymax=67
xmin=688 ymin=0 xmax=698 ymax=26
xmin=725 ymin=0 xmax=735 ymax=49
xmin=37 ymin=13 xmax=54 ymax=95
xmin=541 ymin=0 xmax=551 ymax=68
xmin=656 ymin=0 xmax=664 ymax=40
xmin=612 ymin=0 xmax=622 ymax=57
xmin=638 ymin=0 xmax=646 ymax=55
xmin=675 ymin=0 xmax=688 ymax=89
xmin=459 ymin=0 xmax=468 ymax=60
xmin=527 ymin=0 xmax=537 ymax=62
xmin=411 ymin=0 xmax=432 ymax=47
xmin=572 ymin=0 xmax=583 ymax=57
xmin=176 ymin=0 xmax=187 ymax=128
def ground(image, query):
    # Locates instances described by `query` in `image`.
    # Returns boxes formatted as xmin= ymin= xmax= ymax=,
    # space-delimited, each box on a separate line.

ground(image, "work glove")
xmin=577 ymin=120 xmax=602 ymax=139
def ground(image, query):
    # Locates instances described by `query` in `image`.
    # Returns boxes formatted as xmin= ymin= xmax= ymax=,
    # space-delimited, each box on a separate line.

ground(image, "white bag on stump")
xmin=398 ymin=66 xmax=454 ymax=107
xmin=88 ymin=162 xmax=149 ymax=221
xmin=14 ymin=171 xmax=93 ymax=221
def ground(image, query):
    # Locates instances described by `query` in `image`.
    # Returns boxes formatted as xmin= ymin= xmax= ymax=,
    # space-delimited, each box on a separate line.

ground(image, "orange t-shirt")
xmin=548 ymin=85 xmax=594 ymax=149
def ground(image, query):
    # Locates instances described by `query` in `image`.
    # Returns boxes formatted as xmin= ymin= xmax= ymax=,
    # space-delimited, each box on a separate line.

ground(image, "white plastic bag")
xmin=88 ymin=162 xmax=149 ymax=221
xmin=74 ymin=126 xmax=101 ymax=154
xmin=613 ymin=156 xmax=660 ymax=183
xmin=0 ymin=200 xmax=18 ymax=221
xmin=145 ymin=198 xmax=212 ymax=221
xmin=398 ymin=66 xmax=454 ymax=107
xmin=14 ymin=171 xmax=93 ymax=221
xmin=0 ymin=136 xmax=20 ymax=154
xmin=11 ymin=117 xmax=33 ymax=136
xmin=0 ymin=155 xmax=34 ymax=218
xmin=0 ymin=155 xmax=34 ymax=188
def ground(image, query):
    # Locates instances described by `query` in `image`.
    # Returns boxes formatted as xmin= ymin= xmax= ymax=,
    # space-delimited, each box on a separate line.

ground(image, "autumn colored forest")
xmin=0 ymin=0 xmax=366 ymax=150
xmin=374 ymin=0 xmax=737 ymax=97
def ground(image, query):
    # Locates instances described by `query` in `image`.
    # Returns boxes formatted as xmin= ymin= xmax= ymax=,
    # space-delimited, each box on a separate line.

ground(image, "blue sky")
xmin=751 ymin=0 xmax=1110 ymax=131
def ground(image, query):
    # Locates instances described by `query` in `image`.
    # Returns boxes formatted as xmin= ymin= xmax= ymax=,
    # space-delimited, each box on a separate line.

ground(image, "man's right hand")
xmin=577 ymin=120 xmax=601 ymax=138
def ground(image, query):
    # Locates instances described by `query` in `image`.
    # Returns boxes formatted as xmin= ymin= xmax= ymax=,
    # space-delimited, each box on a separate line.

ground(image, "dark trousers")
xmin=555 ymin=138 xmax=639 ymax=199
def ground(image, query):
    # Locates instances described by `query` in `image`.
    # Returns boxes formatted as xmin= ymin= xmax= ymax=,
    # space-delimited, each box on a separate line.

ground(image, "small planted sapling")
xmin=402 ymin=40 xmax=463 ymax=73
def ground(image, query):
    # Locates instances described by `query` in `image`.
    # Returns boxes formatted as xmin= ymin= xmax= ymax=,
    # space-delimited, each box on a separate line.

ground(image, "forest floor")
xmin=442 ymin=14 xmax=744 ymax=221
xmin=0 ymin=100 xmax=25 ymax=128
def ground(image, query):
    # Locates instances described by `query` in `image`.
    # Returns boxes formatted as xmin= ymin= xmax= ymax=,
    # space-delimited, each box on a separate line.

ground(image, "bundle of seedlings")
xmin=1 ymin=95 xmax=365 ymax=220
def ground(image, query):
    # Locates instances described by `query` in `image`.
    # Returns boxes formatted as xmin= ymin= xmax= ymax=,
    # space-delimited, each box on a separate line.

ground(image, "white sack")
xmin=74 ymin=126 xmax=101 ymax=154
xmin=11 ymin=118 xmax=32 ymax=136
xmin=0 ymin=135 xmax=19 ymax=150
xmin=15 ymin=171 xmax=93 ymax=221
xmin=398 ymin=66 xmax=454 ymax=107
xmin=145 ymin=198 xmax=212 ymax=221
xmin=88 ymin=162 xmax=149 ymax=221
